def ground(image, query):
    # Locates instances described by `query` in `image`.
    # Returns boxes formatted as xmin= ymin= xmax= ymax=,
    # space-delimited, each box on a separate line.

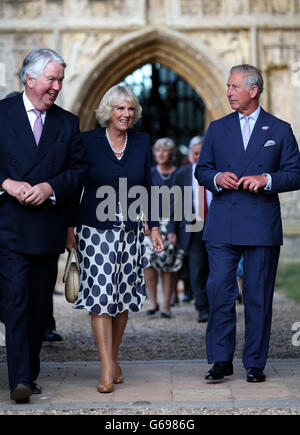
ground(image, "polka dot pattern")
xmin=73 ymin=220 xmax=148 ymax=317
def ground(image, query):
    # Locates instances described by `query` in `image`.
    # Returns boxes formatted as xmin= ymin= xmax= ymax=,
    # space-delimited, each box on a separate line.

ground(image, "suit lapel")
xmin=225 ymin=112 xmax=246 ymax=165
xmin=5 ymin=95 xmax=38 ymax=176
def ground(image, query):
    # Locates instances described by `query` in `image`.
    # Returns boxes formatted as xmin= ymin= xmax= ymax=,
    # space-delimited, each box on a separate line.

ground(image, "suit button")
xmin=232 ymin=202 xmax=236 ymax=206
xmin=227 ymin=164 xmax=231 ymax=168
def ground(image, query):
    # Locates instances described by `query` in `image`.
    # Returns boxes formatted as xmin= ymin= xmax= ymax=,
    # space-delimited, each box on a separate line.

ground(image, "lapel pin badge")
xmin=262 ymin=126 xmax=269 ymax=130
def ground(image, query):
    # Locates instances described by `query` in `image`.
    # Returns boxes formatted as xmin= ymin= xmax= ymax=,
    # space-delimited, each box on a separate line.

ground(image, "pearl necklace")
xmin=105 ymin=129 xmax=127 ymax=158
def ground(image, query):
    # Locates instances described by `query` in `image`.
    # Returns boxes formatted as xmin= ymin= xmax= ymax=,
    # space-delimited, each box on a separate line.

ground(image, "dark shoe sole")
xmin=247 ymin=376 xmax=266 ymax=383
xmin=11 ymin=384 xmax=32 ymax=403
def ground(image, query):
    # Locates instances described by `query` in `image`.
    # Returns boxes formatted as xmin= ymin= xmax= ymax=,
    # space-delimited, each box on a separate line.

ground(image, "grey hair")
xmin=153 ymin=137 xmax=176 ymax=156
xmin=230 ymin=64 xmax=264 ymax=97
xmin=189 ymin=135 xmax=205 ymax=150
xmin=95 ymin=84 xmax=142 ymax=128
xmin=19 ymin=48 xmax=66 ymax=85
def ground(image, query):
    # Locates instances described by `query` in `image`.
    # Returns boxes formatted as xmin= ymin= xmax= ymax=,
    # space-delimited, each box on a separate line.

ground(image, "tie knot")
xmin=32 ymin=108 xmax=42 ymax=118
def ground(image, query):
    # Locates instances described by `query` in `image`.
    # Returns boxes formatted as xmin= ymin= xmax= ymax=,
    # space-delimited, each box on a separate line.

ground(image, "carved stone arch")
xmin=72 ymin=27 xmax=229 ymax=131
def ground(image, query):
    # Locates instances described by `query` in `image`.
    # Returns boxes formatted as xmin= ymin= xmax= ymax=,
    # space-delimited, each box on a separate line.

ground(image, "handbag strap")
xmin=63 ymin=247 xmax=80 ymax=282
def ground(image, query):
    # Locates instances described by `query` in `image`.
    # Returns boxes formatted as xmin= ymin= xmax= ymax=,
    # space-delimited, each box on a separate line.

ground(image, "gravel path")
xmin=1 ymin=270 xmax=299 ymax=364
xmin=36 ymin=280 xmax=300 ymax=363
xmin=0 ymin=268 xmax=300 ymax=415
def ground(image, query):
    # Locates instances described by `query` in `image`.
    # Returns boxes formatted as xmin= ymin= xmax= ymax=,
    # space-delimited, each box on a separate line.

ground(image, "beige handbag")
xmin=63 ymin=248 xmax=80 ymax=303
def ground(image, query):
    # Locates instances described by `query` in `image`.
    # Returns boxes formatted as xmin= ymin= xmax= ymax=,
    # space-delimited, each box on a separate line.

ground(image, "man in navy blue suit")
xmin=195 ymin=64 xmax=300 ymax=383
xmin=0 ymin=48 xmax=86 ymax=402
xmin=168 ymin=136 xmax=210 ymax=322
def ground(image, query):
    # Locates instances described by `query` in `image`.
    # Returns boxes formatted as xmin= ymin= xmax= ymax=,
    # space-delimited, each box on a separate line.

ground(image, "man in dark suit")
xmin=195 ymin=64 xmax=300 ymax=383
xmin=168 ymin=136 xmax=210 ymax=322
xmin=0 ymin=48 xmax=86 ymax=402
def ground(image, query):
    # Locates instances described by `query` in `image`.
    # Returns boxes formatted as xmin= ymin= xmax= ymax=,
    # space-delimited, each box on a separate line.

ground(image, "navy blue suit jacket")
xmin=0 ymin=94 xmax=86 ymax=254
xmin=195 ymin=108 xmax=300 ymax=246
xmin=77 ymin=127 xmax=158 ymax=230
xmin=168 ymin=164 xmax=196 ymax=255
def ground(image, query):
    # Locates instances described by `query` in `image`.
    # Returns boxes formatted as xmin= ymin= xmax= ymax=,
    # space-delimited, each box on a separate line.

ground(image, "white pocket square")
xmin=264 ymin=140 xmax=276 ymax=147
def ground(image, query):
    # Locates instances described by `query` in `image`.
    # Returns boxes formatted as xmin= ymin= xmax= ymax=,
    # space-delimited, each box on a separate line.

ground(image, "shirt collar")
xmin=22 ymin=90 xmax=46 ymax=115
xmin=238 ymin=105 xmax=261 ymax=121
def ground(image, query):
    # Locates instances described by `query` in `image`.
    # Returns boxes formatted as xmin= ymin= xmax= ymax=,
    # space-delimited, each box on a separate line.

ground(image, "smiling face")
xmin=109 ymin=100 xmax=135 ymax=133
xmin=25 ymin=60 xmax=64 ymax=111
xmin=226 ymin=70 xmax=259 ymax=115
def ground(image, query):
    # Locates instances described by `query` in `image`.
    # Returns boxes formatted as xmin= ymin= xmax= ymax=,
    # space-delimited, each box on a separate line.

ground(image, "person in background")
xmin=168 ymin=136 xmax=210 ymax=322
xmin=66 ymin=85 xmax=164 ymax=393
xmin=144 ymin=138 xmax=183 ymax=319
xmin=0 ymin=48 xmax=86 ymax=403
xmin=195 ymin=64 xmax=300 ymax=383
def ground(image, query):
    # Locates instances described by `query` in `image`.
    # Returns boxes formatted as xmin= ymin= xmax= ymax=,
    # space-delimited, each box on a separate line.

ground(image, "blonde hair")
xmin=153 ymin=137 xmax=176 ymax=156
xmin=95 ymin=84 xmax=142 ymax=128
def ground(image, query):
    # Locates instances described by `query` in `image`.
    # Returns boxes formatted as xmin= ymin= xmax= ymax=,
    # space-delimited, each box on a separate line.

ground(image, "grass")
xmin=275 ymin=263 xmax=300 ymax=302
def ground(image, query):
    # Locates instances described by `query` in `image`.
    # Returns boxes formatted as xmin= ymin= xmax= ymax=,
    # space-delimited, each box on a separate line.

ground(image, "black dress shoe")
xmin=182 ymin=295 xmax=192 ymax=303
xmin=31 ymin=380 xmax=42 ymax=394
xmin=205 ymin=362 xmax=233 ymax=380
xmin=10 ymin=383 xmax=32 ymax=403
xmin=198 ymin=312 xmax=209 ymax=323
xmin=43 ymin=329 xmax=63 ymax=342
xmin=161 ymin=311 xmax=172 ymax=319
xmin=146 ymin=304 xmax=159 ymax=316
xmin=247 ymin=367 xmax=266 ymax=383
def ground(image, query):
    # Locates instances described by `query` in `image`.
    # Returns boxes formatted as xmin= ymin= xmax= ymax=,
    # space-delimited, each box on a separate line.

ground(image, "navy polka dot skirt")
xmin=73 ymin=219 xmax=148 ymax=316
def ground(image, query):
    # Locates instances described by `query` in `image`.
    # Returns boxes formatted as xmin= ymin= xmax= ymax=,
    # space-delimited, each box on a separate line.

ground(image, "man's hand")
xmin=1 ymin=178 xmax=32 ymax=204
xmin=216 ymin=172 xmax=239 ymax=190
xmin=237 ymin=174 xmax=268 ymax=193
xmin=23 ymin=182 xmax=53 ymax=206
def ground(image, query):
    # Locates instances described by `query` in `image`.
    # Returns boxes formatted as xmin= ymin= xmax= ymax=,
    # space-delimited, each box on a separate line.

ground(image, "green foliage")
xmin=275 ymin=263 xmax=300 ymax=302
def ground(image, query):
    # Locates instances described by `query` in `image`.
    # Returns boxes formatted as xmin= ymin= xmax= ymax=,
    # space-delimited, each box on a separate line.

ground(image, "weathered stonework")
xmin=0 ymin=0 xmax=300 ymax=261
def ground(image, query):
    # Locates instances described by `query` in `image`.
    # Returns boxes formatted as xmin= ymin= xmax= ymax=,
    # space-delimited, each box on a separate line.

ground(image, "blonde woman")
xmin=67 ymin=85 xmax=164 ymax=393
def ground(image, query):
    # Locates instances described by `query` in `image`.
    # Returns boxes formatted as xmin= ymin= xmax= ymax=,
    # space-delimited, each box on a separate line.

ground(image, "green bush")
xmin=275 ymin=264 xmax=300 ymax=302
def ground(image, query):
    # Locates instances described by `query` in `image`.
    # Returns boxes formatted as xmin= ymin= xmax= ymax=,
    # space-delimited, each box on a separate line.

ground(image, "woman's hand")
xmin=144 ymin=221 xmax=151 ymax=236
xmin=150 ymin=227 xmax=164 ymax=253
xmin=66 ymin=226 xmax=77 ymax=251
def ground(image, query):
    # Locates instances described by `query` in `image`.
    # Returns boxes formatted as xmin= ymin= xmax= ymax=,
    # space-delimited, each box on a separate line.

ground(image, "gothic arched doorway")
xmin=122 ymin=63 xmax=205 ymax=154
xmin=73 ymin=27 xmax=228 ymax=134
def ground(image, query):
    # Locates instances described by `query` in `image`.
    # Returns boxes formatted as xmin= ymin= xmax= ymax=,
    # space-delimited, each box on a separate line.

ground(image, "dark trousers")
xmin=186 ymin=230 xmax=209 ymax=315
xmin=0 ymin=249 xmax=59 ymax=390
xmin=205 ymin=242 xmax=280 ymax=369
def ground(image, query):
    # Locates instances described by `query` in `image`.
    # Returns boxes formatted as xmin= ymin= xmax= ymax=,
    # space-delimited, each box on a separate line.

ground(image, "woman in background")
xmin=144 ymin=138 xmax=183 ymax=318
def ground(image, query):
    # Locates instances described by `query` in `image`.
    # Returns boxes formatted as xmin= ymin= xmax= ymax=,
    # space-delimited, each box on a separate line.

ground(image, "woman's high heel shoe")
xmin=113 ymin=367 xmax=124 ymax=384
xmin=97 ymin=383 xmax=114 ymax=393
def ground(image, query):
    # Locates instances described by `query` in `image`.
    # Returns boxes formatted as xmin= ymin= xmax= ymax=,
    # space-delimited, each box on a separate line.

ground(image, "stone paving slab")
xmin=0 ymin=359 xmax=300 ymax=412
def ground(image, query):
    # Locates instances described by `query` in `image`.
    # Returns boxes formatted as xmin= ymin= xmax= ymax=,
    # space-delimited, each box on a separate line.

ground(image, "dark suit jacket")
xmin=168 ymin=164 xmax=197 ymax=255
xmin=195 ymin=108 xmax=300 ymax=246
xmin=0 ymin=94 xmax=86 ymax=254
xmin=77 ymin=127 xmax=158 ymax=230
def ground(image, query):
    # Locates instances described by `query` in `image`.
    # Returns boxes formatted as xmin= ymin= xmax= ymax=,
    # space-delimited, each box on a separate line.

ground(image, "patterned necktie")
xmin=32 ymin=108 xmax=43 ymax=145
xmin=242 ymin=115 xmax=250 ymax=150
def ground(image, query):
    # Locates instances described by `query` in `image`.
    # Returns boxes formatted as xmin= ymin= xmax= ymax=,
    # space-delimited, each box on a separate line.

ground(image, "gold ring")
xmin=254 ymin=186 xmax=258 ymax=191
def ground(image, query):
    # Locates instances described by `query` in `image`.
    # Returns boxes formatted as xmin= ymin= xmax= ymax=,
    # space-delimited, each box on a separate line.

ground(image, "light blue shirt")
xmin=214 ymin=106 xmax=272 ymax=191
